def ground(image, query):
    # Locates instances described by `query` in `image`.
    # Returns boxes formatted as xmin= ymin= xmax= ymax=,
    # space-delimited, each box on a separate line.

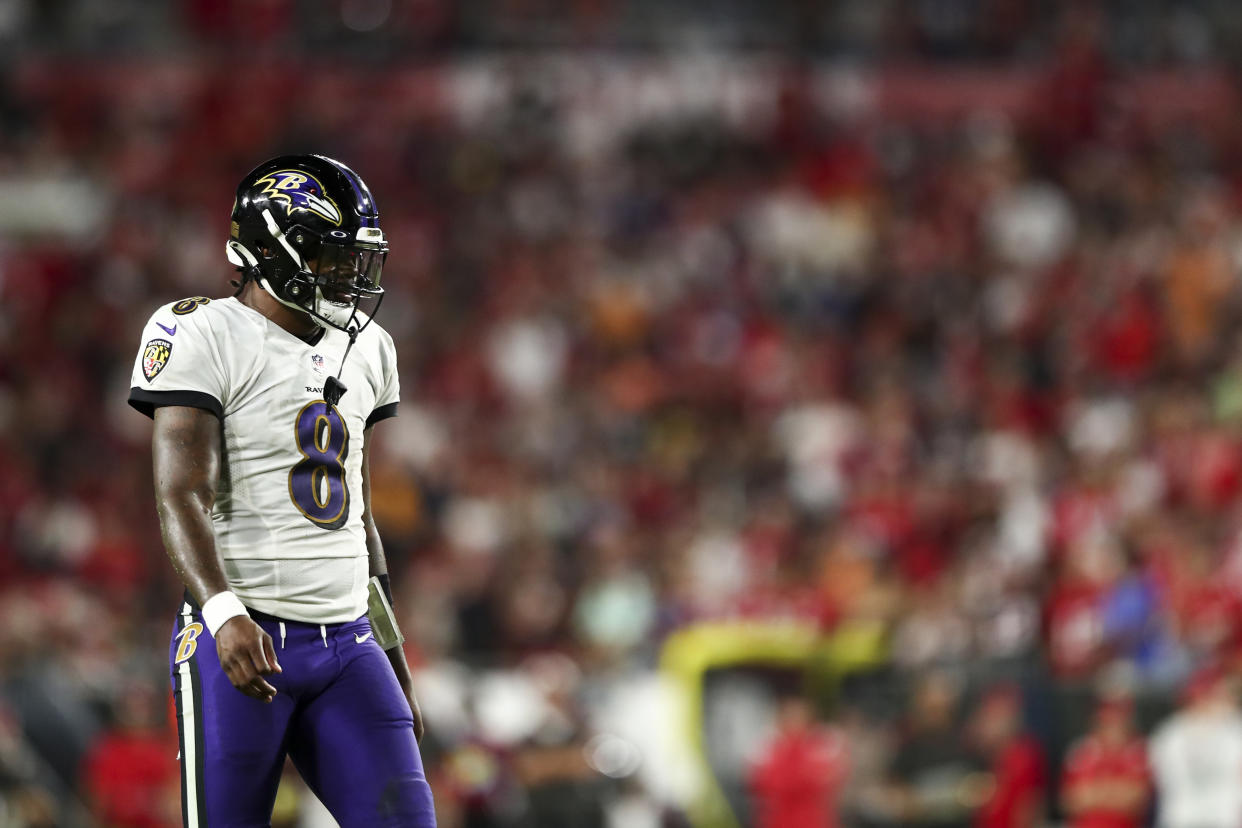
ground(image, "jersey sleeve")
xmin=366 ymin=328 xmax=400 ymax=427
xmin=127 ymin=305 xmax=228 ymax=419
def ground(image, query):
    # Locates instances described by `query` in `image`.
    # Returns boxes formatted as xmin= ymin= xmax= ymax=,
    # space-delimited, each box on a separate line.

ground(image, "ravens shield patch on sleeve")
xmin=142 ymin=338 xmax=172 ymax=381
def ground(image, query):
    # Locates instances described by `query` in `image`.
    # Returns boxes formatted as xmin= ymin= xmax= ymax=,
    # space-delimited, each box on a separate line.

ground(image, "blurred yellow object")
xmin=271 ymin=773 xmax=301 ymax=822
xmin=661 ymin=620 xmax=886 ymax=828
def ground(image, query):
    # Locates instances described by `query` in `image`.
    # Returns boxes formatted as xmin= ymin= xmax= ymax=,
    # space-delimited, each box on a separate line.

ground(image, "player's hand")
xmin=399 ymin=677 xmax=425 ymax=743
xmin=215 ymin=616 xmax=282 ymax=703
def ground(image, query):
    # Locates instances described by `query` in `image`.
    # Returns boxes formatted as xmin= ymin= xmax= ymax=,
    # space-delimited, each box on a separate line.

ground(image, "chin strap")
xmin=324 ymin=325 xmax=360 ymax=407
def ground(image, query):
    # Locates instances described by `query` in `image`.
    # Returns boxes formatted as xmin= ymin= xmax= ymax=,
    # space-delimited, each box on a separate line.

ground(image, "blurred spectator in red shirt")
xmin=1060 ymin=696 xmax=1149 ymax=828
xmin=1046 ymin=539 xmax=1116 ymax=679
xmin=81 ymin=681 xmax=179 ymax=828
xmin=972 ymin=684 xmax=1046 ymax=828
xmin=749 ymin=693 xmax=849 ymax=828
xmin=1165 ymin=541 xmax=1242 ymax=662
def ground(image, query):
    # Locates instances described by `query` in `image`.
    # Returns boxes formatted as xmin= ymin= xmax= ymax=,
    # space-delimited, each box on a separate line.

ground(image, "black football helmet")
xmin=226 ymin=154 xmax=387 ymax=333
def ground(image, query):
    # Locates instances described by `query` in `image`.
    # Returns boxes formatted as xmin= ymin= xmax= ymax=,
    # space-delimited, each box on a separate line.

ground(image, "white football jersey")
xmin=129 ymin=295 xmax=399 ymax=624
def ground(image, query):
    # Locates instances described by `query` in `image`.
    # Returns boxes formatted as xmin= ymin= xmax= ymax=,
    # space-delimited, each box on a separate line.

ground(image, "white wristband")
xmin=201 ymin=591 xmax=250 ymax=637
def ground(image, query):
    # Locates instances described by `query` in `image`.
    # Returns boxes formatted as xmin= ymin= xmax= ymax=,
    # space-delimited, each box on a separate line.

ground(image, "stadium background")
xmin=3 ymin=0 xmax=1242 ymax=826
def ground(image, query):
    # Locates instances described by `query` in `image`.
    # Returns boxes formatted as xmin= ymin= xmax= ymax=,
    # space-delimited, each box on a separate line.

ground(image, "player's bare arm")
xmin=362 ymin=425 xmax=425 ymax=743
xmin=153 ymin=404 xmax=281 ymax=703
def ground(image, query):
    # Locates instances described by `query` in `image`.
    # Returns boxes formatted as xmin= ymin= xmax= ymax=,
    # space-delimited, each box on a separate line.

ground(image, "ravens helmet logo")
xmin=255 ymin=170 xmax=343 ymax=226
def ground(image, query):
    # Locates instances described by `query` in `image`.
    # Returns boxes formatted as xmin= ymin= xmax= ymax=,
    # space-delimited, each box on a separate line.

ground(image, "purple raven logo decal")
xmin=255 ymin=170 xmax=342 ymax=225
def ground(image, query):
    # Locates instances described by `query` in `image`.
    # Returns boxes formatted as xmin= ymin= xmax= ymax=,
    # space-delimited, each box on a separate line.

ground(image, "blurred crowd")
xmin=8 ymin=1 xmax=1242 ymax=826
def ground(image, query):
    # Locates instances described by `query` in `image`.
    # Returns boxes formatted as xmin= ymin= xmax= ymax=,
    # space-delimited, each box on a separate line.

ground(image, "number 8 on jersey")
xmin=289 ymin=400 xmax=350 ymax=529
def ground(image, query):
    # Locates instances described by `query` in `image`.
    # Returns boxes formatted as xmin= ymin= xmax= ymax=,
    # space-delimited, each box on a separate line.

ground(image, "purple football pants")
xmin=169 ymin=598 xmax=436 ymax=827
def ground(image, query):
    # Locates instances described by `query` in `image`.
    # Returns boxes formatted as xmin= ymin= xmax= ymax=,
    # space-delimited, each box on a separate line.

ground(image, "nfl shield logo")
xmin=311 ymin=354 xmax=324 ymax=369
xmin=142 ymin=338 xmax=172 ymax=382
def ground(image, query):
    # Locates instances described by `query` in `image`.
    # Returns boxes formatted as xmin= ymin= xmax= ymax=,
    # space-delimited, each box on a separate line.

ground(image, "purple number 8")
xmin=289 ymin=401 xmax=350 ymax=529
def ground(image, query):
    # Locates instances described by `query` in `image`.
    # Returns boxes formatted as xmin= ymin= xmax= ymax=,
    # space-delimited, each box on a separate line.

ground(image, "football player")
xmin=128 ymin=154 xmax=436 ymax=826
